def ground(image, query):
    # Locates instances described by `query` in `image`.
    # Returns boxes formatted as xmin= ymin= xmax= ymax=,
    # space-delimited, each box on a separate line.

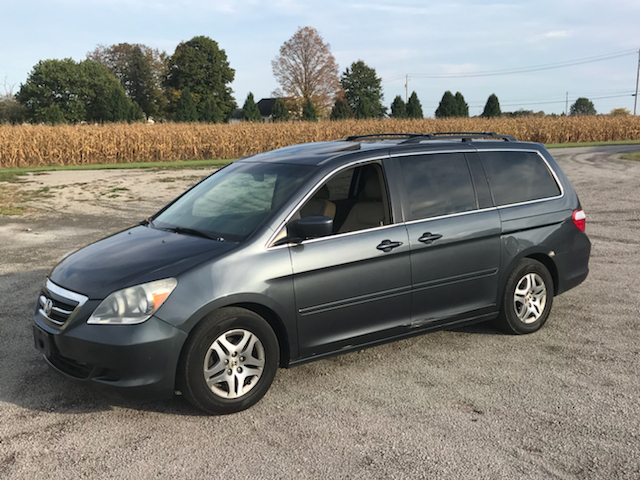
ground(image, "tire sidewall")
xmin=180 ymin=307 xmax=279 ymax=415
xmin=502 ymin=259 xmax=554 ymax=334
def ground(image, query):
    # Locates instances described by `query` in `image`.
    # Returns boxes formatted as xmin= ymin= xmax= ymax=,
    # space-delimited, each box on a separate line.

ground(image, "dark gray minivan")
xmin=33 ymin=132 xmax=590 ymax=414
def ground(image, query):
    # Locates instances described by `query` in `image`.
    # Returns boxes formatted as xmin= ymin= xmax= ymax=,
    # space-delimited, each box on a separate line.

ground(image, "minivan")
xmin=33 ymin=132 xmax=591 ymax=414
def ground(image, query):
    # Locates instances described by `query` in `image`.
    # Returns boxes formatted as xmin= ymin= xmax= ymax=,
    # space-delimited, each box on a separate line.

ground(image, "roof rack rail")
xmin=345 ymin=133 xmax=422 ymax=142
xmin=400 ymin=132 xmax=516 ymax=144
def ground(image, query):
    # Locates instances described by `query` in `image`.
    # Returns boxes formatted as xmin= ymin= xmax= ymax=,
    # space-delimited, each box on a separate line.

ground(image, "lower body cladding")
xmin=33 ymin=314 xmax=187 ymax=400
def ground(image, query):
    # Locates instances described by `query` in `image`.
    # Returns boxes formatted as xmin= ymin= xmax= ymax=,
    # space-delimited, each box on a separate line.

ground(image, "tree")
xmin=199 ymin=95 xmax=223 ymax=123
xmin=435 ymin=91 xmax=458 ymax=118
xmin=16 ymin=58 xmax=136 ymax=124
xmin=302 ymin=98 xmax=318 ymax=121
xmin=272 ymin=27 xmax=340 ymax=118
xmin=454 ymin=92 xmax=469 ymax=117
xmin=482 ymin=93 xmax=502 ymax=118
xmin=242 ymin=92 xmax=262 ymax=122
xmin=330 ymin=97 xmax=352 ymax=120
xmin=610 ymin=107 xmax=630 ymax=116
xmin=165 ymin=36 xmax=235 ymax=120
xmin=271 ymin=98 xmax=290 ymax=122
xmin=406 ymin=91 xmax=423 ymax=119
xmin=341 ymin=60 xmax=386 ymax=119
xmin=88 ymin=43 xmax=167 ymax=120
xmin=390 ymin=95 xmax=406 ymax=119
xmin=0 ymin=94 xmax=27 ymax=124
xmin=175 ymin=88 xmax=198 ymax=122
xmin=570 ymin=97 xmax=596 ymax=116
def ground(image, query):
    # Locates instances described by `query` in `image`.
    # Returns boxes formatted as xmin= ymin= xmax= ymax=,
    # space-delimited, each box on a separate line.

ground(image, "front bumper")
xmin=33 ymin=311 xmax=188 ymax=401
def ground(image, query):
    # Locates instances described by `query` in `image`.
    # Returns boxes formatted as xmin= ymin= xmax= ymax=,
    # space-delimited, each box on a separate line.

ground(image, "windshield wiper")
xmin=165 ymin=226 xmax=225 ymax=242
xmin=140 ymin=216 xmax=155 ymax=227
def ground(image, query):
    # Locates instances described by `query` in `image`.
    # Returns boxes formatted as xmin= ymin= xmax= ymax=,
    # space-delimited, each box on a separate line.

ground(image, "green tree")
xmin=271 ymin=98 xmax=290 ymax=122
xmin=454 ymin=92 xmax=469 ymax=117
xmin=406 ymin=91 xmax=423 ymax=119
xmin=272 ymin=27 xmax=340 ymax=118
xmin=341 ymin=60 xmax=386 ymax=119
xmin=89 ymin=43 xmax=167 ymax=120
xmin=570 ymin=97 xmax=596 ymax=116
xmin=481 ymin=93 xmax=502 ymax=118
xmin=199 ymin=95 xmax=223 ymax=123
xmin=330 ymin=97 xmax=353 ymax=120
xmin=435 ymin=91 xmax=457 ymax=118
xmin=16 ymin=58 xmax=135 ymax=124
xmin=390 ymin=95 xmax=406 ymax=119
xmin=175 ymin=88 xmax=198 ymax=122
xmin=302 ymin=98 xmax=318 ymax=121
xmin=242 ymin=92 xmax=262 ymax=122
xmin=165 ymin=36 xmax=235 ymax=119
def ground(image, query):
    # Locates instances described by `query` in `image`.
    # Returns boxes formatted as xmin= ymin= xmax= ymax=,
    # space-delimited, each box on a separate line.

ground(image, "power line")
xmin=382 ymin=49 xmax=637 ymax=82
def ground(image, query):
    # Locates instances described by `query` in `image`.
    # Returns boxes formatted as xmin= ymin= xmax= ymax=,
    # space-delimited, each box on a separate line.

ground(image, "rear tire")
xmin=178 ymin=307 xmax=279 ymax=415
xmin=496 ymin=258 xmax=554 ymax=334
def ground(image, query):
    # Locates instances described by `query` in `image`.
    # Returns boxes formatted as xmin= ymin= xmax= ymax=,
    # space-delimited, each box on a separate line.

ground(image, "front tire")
xmin=178 ymin=307 xmax=279 ymax=415
xmin=497 ymin=258 xmax=554 ymax=334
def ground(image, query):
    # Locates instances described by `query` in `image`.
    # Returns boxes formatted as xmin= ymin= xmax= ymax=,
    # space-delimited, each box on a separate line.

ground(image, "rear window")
xmin=480 ymin=151 xmax=561 ymax=206
xmin=398 ymin=153 xmax=477 ymax=220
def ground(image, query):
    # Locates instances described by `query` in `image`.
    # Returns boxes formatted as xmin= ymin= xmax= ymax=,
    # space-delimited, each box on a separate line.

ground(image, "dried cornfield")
xmin=1 ymin=116 xmax=640 ymax=168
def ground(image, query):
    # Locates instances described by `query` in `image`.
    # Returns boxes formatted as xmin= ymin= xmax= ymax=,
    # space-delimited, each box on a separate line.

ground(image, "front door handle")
xmin=376 ymin=239 xmax=403 ymax=253
xmin=418 ymin=232 xmax=442 ymax=245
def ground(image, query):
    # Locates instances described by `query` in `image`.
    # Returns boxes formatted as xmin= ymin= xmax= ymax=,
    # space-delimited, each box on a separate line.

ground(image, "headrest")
xmin=363 ymin=174 xmax=382 ymax=201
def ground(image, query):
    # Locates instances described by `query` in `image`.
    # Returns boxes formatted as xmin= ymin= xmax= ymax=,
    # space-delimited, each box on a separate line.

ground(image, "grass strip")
xmin=0 ymin=159 xmax=234 ymax=182
xmin=621 ymin=152 xmax=640 ymax=161
xmin=545 ymin=140 xmax=640 ymax=149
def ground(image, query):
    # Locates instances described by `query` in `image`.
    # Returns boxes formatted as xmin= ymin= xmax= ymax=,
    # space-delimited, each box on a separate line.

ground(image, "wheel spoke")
xmin=205 ymin=370 xmax=228 ymax=390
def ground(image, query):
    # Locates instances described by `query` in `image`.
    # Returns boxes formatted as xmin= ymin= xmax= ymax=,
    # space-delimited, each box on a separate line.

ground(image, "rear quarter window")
xmin=480 ymin=151 xmax=561 ymax=206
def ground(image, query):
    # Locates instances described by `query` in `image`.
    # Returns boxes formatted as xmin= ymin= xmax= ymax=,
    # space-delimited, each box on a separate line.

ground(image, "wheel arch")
xmin=525 ymin=252 xmax=559 ymax=296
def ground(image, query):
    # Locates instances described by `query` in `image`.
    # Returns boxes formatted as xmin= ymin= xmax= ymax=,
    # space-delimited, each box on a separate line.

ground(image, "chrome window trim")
xmin=265 ymin=155 xmax=389 ymax=249
xmin=265 ymin=147 xmax=565 ymax=249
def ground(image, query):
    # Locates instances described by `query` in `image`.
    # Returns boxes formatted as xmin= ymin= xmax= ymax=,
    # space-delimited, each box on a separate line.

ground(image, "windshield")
xmin=153 ymin=162 xmax=314 ymax=242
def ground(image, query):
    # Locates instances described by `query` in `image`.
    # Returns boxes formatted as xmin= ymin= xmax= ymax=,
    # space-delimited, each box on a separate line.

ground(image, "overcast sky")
xmin=2 ymin=0 xmax=639 ymax=116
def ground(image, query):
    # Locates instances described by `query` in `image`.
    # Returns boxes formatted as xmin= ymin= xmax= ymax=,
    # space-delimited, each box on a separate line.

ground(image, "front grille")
xmin=38 ymin=279 xmax=88 ymax=329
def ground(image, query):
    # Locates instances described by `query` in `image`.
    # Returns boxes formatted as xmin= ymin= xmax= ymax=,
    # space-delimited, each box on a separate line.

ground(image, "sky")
xmin=1 ymin=0 xmax=639 ymax=116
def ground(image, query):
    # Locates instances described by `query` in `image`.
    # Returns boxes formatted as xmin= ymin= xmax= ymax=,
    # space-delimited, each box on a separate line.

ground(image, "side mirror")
xmin=290 ymin=215 xmax=333 ymax=241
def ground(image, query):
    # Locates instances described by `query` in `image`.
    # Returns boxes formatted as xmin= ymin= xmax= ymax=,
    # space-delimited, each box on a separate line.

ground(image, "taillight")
xmin=572 ymin=209 xmax=586 ymax=232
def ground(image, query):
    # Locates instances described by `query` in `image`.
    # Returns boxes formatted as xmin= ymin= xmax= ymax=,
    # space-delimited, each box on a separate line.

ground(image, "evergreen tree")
xmin=570 ymin=97 xmax=596 ymax=116
xmin=390 ymin=95 xmax=406 ymax=119
xmin=454 ymin=92 xmax=469 ymax=117
xmin=435 ymin=91 xmax=458 ymax=118
xmin=406 ymin=91 xmax=423 ymax=119
xmin=340 ymin=60 xmax=386 ymax=119
xmin=482 ymin=93 xmax=501 ymax=118
xmin=271 ymin=98 xmax=290 ymax=122
xmin=175 ymin=88 xmax=198 ymax=122
xmin=302 ymin=98 xmax=318 ymax=121
xmin=330 ymin=97 xmax=353 ymax=120
xmin=199 ymin=95 xmax=223 ymax=123
xmin=128 ymin=101 xmax=146 ymax=122
xmin=242 ymin=92 xmax=262 ymax=122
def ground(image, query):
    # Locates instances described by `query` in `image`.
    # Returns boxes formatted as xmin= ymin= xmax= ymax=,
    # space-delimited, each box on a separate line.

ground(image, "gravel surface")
xmin=1 ymin=146 xmax=639 ymax=479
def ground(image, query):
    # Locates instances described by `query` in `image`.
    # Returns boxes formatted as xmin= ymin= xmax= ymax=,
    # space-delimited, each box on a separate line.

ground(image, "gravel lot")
xmin=1 ymin=146 xmax=639 ymax=479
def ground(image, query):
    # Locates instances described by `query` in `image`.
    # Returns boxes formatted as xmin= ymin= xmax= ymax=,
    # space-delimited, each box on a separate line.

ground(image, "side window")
xmin=480 ymin=151 xmax=561 ymax=206
xmin=398 ymin=153 xmax=477 ymax=221
xmin=296 ymin=163 xmax=390 ymax=236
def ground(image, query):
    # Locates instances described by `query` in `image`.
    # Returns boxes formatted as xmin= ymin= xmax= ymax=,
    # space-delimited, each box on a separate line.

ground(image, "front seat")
xmin=300 ymin=185 xmax=336 ymax=220
xmin=338 ymin=173 xmax=385 ymax=233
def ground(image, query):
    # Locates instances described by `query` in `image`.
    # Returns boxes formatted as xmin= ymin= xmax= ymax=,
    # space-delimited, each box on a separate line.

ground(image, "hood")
xmin=50 ymin=225 xmax=236 ymax=299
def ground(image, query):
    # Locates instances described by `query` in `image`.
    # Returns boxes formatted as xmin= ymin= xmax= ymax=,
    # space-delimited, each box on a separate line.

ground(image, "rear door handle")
xmin=376 ymin=239 xmax=403 ymax=253
xmin=418 ymin=232 xmax=442 ymax=245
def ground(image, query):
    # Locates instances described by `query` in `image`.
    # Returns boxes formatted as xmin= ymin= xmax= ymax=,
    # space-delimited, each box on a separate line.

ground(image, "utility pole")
xmin=634 ymin=49 xmax=640 ymax=116
xmin=405 ymin=75 xmax=409 ymax=104
xmin=566 ymin=92 xmax=569 ymax=115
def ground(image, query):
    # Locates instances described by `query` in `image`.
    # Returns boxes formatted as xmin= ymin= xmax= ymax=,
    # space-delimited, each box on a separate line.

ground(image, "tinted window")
xmin=398 ymin=153 xmax=476 ymax=220
xmin=154 ymin=162 xmax=313 ymax=242
xmin=480 ymin=151 xmax=561 ymax=206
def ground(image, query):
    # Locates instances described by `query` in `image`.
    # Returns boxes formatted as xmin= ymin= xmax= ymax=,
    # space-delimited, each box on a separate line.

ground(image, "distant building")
xmin=229 ymin=108 xmax=244 ymax=124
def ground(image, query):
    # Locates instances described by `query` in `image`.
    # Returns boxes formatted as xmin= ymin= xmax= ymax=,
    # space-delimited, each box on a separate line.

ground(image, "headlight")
xmin=87 ymin=278 xmax=178 ymax=325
